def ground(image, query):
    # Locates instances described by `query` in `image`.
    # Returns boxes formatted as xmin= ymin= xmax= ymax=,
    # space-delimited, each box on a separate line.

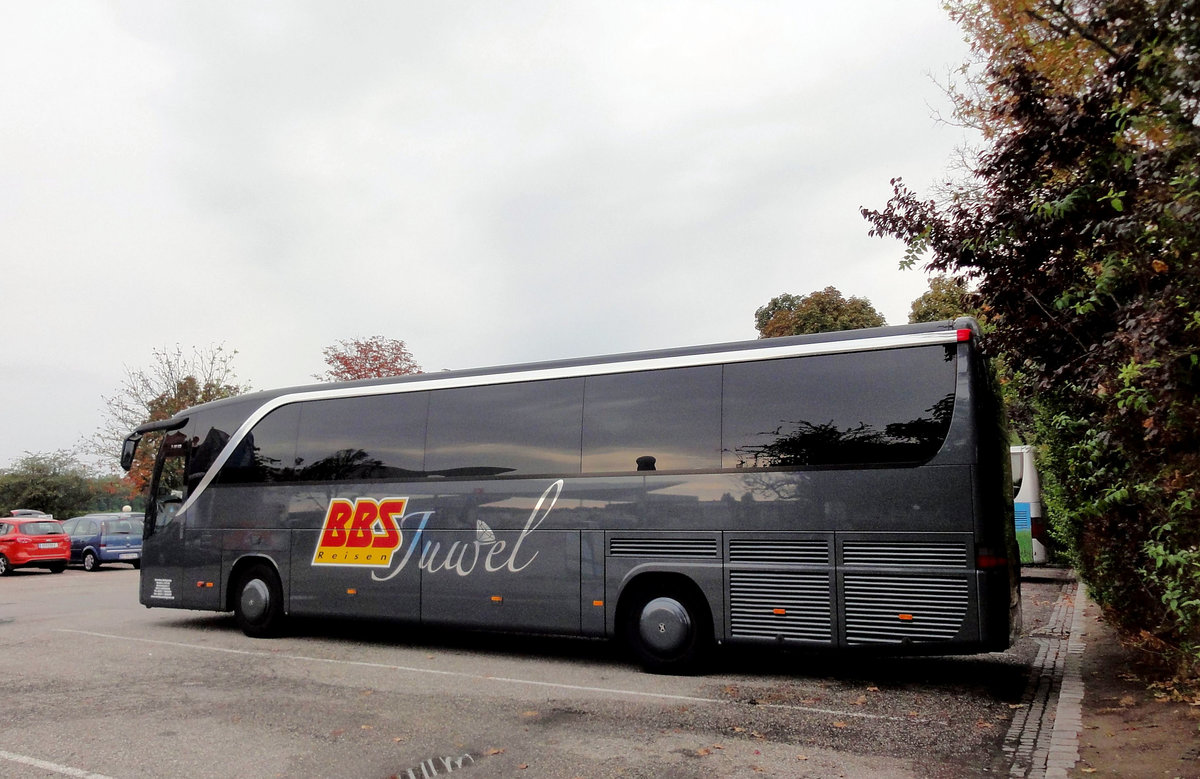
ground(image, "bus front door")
xmin=140 ymin=433 xmax=189 ymax=608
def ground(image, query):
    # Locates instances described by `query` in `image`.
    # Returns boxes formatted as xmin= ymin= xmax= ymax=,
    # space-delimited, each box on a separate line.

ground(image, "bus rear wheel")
xmin=621 ymin=584 xmax=712 ymax=675
xmin=234 ymin=563 xmax=285 ymax=638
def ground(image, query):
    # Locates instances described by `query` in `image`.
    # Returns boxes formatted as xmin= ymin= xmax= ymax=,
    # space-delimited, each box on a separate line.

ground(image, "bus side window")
xmin=189 ymin=427 xmax=231 ymax=493
xmin=426 ymin=379 xmax=584 ymax=477
xmin=582 ymin=366 xmax=721 ymax=473
xmin=722 ymin=347 xmax=956 ymax=469
xmin=214 ymin=405 xmax=300 ymax=484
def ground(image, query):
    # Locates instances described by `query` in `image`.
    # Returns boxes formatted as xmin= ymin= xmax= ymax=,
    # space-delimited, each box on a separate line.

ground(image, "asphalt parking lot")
xmin=0 ymin=567 xmax=1066 ymax=778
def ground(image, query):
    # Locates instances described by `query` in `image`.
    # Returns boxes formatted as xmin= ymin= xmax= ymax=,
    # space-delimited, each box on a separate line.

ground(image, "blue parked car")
xmin=60 ymin=513 xmax=143 ymax=571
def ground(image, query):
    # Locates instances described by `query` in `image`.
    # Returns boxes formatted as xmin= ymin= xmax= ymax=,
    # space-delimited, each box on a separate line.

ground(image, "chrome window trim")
xmin=177 ymin=330 xmax=960 ymax=513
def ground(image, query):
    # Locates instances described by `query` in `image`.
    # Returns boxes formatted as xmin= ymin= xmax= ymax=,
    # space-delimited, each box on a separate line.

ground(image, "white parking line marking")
xmin=0 ymin=749 xmax=116 ymax=779
xmin=58 ymin=628 xmax=942 ymax=724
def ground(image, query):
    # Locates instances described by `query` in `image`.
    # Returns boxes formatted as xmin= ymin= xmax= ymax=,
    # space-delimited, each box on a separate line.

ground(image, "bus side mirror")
xmin=121 ymin=434 xmax=141 ymax=472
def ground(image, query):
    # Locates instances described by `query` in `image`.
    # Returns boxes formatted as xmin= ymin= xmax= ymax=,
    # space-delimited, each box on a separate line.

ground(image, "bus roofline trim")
xmin=175 ymin=329 xmax=962 ymax=515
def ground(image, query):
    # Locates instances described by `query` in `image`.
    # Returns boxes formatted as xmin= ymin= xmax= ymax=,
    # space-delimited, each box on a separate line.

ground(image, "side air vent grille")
xmin=729 ymin=571 xmax=833 ymax=643
xmin=842 ymin=542 xmax=968 ymax=568
xmin=608 ymin=538 xmax=719 ymax=558
xmin=728 ymin=539 xmax=829 ymax=566
xmin=844 ymin=575 xmax=968 ymax=645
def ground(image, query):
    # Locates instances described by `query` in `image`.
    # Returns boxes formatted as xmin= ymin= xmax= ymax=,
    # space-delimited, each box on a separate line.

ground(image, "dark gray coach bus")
xmin=122 ymin=319 xmax=1019 ymax=673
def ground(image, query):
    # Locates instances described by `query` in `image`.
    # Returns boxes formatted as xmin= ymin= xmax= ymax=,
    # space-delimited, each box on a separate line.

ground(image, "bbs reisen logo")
xmin=311 ymin=497 xmax=407 ymax=567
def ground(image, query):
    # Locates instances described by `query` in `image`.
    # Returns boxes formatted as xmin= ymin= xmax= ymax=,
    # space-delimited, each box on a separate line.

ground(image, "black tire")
xmin=620 ymin=582 xmax=712 ymax=675
xmin=48 ymin=562 xmax=66 ymax=574
xmin=233 ymin=563 xmax=285 ymax=638
xmin=83 ymin=551 xmax=101 ymax=572
xmin=0 ymin=555 xmax=10 ymax=576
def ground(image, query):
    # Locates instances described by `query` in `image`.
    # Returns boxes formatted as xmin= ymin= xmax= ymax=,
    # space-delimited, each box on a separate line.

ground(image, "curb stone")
xmin=1003 ymin=575 xmax=1087 ymax=778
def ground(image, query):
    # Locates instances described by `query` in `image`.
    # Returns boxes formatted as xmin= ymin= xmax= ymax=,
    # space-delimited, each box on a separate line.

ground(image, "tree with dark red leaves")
xmin=317 ymin=336 xmax=422 ymax=382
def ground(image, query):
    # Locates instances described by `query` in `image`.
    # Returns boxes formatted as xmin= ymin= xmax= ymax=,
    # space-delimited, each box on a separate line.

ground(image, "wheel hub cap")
xmin=639 ymin=597 xmax=690 ymax=654
xmin=240 ymin=579 xmax=270 ymax=622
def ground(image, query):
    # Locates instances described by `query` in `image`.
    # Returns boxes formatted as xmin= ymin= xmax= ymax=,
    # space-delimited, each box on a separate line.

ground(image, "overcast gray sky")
xmin=1 ymin=2 xmax=975 ymax=473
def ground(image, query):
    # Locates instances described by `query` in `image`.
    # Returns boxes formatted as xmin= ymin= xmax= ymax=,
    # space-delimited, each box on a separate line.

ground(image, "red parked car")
xmin=0 ymin=517 xmax=70 ymax=575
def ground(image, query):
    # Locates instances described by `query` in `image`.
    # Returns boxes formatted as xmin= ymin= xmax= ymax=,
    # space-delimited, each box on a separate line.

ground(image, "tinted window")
xmin=20 ymin=521 xmax=64 ymax=535
xmin=426 ymin=379 xmax=583 ymax=477
xmin=582 ymin=366 xmax=721 ymax=473
xmin=295 ymin=393 xmax=429 ymax=481
xmin=723 ymin=345 xmax=956 ymax=468
xmin=216 ymin=405 xmax=300 ymax=484
xmin=186 ymin=397 xmax=269 ymax=489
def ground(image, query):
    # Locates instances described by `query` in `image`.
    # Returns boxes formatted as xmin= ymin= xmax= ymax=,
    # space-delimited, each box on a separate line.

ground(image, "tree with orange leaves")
xmin=88 ymin=345 xmax=248 ymax=493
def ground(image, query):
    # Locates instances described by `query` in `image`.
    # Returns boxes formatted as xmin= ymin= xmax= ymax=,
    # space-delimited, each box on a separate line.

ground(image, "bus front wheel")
xmin=234 ymin=563 xmax=285 ymax=638
xmin=621 ymin=584 xmax=712 ymax=675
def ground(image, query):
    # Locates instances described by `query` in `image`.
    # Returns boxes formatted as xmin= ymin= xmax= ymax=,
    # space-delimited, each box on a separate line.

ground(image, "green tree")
xmin=908 ymin=275 xmax=976 ymax=324
xmin=84 ymin=475 xmax=144 ymax=513
xmin=904 ymin=278 xmax=1041 ymax=435
xmin=88 ymin=345 xmax=248 ymax=492
xmin=754 ymin=287 xmax=886 ymax=338
xmin=0 ymin=452 xmax=94 ymax=519
xmin=864 ymin=0 xmax=1200 ymax=674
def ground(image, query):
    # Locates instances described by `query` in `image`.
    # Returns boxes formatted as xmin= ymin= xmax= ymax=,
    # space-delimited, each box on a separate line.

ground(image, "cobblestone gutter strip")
xmin=1003 ymin=580 xmax=1087 ymax=778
